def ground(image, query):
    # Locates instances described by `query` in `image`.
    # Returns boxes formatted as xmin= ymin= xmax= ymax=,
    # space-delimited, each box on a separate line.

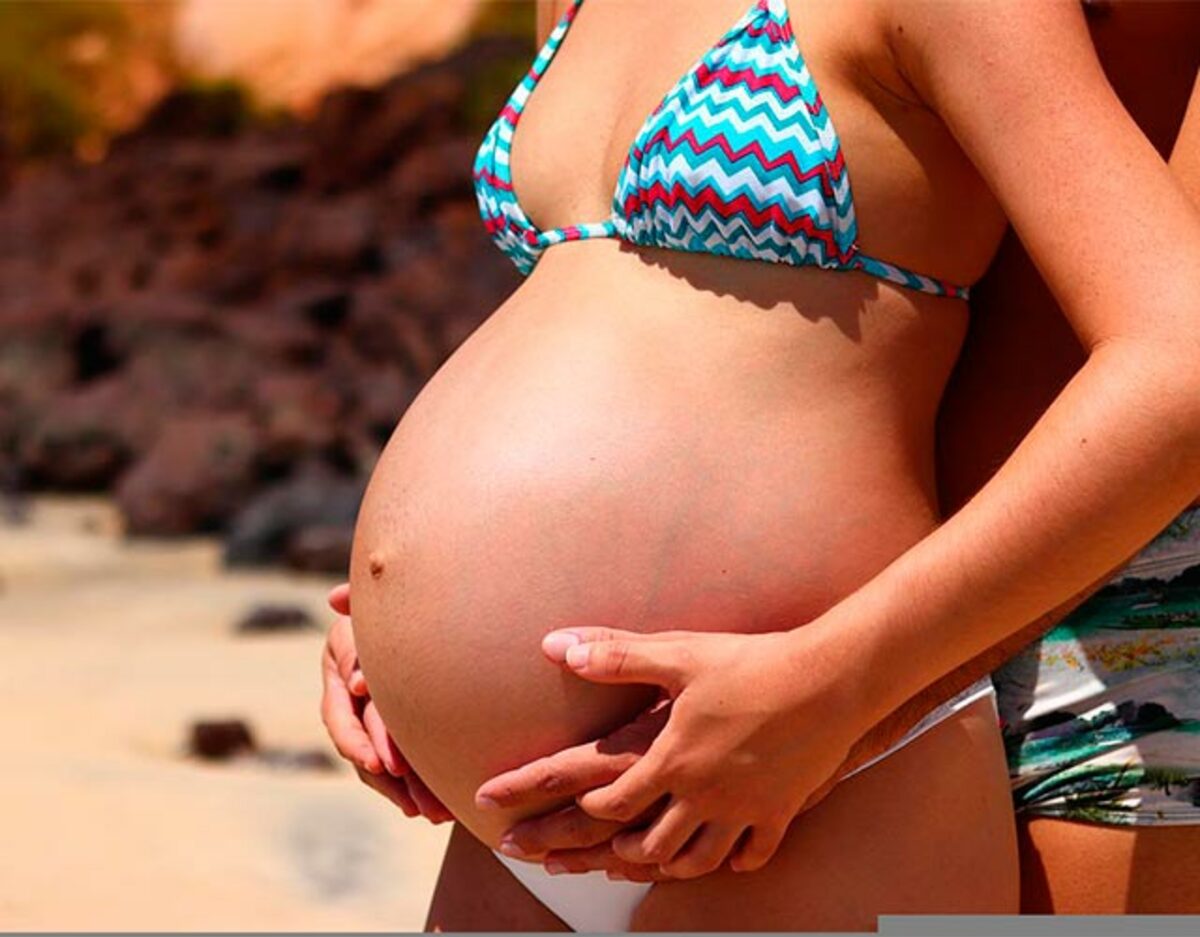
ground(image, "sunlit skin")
xmin=328 ymin=0 xmax=1200 ymax=929
xmin=351 ymin=246 xmax=977 ymax=848
xmin=935 ymin=6 xmax=1200 ymax=910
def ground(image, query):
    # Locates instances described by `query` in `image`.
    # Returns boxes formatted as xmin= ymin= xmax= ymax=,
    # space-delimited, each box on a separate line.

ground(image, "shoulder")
xmin=880 ymin=0 xmax=1099 ymax=111
xmin=536 ymin=1 xmax=568 ymax=47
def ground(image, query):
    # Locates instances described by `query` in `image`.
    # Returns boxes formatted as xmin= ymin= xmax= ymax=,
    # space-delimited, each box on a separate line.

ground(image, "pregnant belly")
xmin=349 ymin=254 xmax=958 ymax=846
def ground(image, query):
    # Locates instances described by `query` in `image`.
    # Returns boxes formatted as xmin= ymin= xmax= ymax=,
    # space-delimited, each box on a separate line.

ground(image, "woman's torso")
xmin=350 ymin=0 xmax=1008 ymax=845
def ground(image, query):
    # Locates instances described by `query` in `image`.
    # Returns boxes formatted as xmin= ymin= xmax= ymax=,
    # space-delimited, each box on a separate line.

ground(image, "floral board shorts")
xmin=994 ymin=507 xmax=1200 ymax=826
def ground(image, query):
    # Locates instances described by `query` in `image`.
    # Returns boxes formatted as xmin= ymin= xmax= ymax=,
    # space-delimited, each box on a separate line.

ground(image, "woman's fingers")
xmin=577 ymin=746 xmax=670 ymax=822
xmin=356 ymin=765 xmax=419 ymax=817
xmin=327 ymin=582 xmax=351 ymax=615
xmin=326 ymin=615 xmax=361 ymax=684
xmin=320 ymin=651 xmax=383 ymax=773
xmin=500 ymin=805 xmax=627 ymax=859
xmin=324 ymin=582 xmax=444 ymax=823
xmin=541 ymin=628 xmax=692 ymax=661
xmin=660 ymin=821 xmax=746 ymax=880
xmin=543 ymin=629 xmax=694 ymax=694
xmin=477 ymin=702 xmax=669 ymax=812
xmin=405 ymin=772 xmax=455 ymax=824
xmin=728 ymin=821 xmax=788 ymax=873
xmin=362 ymin=698 xmax=410 ymax=777
xmin=325 ymin=595 xmax=368 ymax=696
xmin=612 ymin=799 xmax=699 ymax=866
xmin=476 ymin=737 xmax=640 ymax=811
xmin=539 ymin=843 xmax=671 ymax=882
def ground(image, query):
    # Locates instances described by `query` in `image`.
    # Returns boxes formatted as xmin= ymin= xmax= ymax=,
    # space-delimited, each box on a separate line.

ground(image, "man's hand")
xmin=320 ymin=583 xmax=453 ymax=822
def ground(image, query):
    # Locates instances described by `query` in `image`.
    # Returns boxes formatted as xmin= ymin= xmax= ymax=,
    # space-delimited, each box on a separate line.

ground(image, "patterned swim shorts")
xmin=994 ymin=507 xmax=1200 ymax=825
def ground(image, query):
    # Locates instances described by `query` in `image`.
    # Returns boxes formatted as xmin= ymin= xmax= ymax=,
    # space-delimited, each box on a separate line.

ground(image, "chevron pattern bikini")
xmin=471 ymin=3 xmax=987 ymax=930
xmin=473 ymin=0 xmax=971 ymax=299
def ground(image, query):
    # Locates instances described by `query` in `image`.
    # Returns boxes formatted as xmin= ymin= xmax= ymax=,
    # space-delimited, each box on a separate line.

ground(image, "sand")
xmin=0 ymin=497 xmax=450 ymax=930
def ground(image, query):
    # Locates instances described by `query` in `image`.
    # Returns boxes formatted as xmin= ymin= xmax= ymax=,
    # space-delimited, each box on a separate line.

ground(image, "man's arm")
xmin=831 ymin=69 xmax=1200 ymax=787
xmin=536 ymin=1 xmax=558 ymax=47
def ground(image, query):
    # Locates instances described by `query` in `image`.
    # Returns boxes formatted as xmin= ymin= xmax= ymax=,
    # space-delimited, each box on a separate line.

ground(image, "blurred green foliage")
xmin=0 ymin=1 xmax=132 ymax=158
xmin=461 ymin=1 xmax=536 ymax=134
xmin=0 ymin=0 xmax=537 ymax=160
xmin=146 ymin=76 xmax=273 ymax=139
xmin=468 ymin=0 xmax=536 ymax=41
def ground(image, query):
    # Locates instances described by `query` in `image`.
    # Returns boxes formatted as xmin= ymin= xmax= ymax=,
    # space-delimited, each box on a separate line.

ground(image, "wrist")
xmin=776 ymin=617 xmax=885 ymax=745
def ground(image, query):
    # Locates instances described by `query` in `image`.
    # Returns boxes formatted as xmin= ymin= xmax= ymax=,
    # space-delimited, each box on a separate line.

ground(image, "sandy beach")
xmin=0 ymin=497 xmax=449 ymax=930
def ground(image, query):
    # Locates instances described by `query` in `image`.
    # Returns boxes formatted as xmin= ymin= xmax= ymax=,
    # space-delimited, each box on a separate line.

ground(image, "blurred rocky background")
xmin=0 ymin=0 xmax=531 ymax=574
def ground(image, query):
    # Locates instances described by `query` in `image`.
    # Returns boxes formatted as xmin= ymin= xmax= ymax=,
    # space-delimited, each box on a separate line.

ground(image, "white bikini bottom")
xmin=494 ymin=676 xmax=997 ymax=932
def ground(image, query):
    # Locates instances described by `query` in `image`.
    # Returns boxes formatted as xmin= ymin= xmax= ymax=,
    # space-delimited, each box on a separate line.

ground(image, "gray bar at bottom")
xmin=881 ymin=915 xmax=1200 ymax=936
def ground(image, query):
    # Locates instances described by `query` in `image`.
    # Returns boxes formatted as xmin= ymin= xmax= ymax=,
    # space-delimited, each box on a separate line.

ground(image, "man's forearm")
xmin=834 ymin=564 xmax=1112 ymax=780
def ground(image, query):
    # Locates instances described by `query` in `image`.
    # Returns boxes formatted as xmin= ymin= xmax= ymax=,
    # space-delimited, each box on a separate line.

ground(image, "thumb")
xmin=328 ymin=583 xmax=351 ymax=615
xmin=542 ymin=628 xmax=693 ymax=695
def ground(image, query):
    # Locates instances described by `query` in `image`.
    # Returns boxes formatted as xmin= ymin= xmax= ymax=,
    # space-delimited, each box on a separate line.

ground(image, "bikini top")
xmin=472 ymin=0 xmax=970 ymax=300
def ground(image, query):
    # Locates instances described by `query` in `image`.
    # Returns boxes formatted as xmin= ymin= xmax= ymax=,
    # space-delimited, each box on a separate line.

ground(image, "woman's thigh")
xmin=1019 ymin=818 xmax=1200 ymax=913
xmin=425 ymin=823 xmax=570 ymax=932
xmin=632 ymin=697 xmax=1018 ymax=932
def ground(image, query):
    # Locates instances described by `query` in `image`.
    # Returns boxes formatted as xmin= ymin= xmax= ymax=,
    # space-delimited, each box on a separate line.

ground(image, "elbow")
xmin=1086 ymin=333 xmax=1200 ymax=456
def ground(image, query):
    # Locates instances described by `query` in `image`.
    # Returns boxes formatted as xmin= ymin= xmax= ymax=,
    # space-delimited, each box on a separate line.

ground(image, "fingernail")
xmin=475 ymin=793 xmax=500 ymax=810
xmin=542 ymin=631 xmax=581 ymax=661
xmin=498 ymin=838 xmax=528 ymax=859
xmin=545 ymin=861 xmax=567 ymax=875
xmin=565 ymin=644 xmax=590 ymax=671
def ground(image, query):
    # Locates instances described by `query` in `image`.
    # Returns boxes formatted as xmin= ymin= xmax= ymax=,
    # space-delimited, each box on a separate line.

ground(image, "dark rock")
xmin=115 ymin=412 xmax=260 ymax=535
xmin=253 ymin=369 xmax=344 ymax=468
xmin=275 ymin=197 xmax=379 ymax=276
xmin=124 ymin=85 xmax=257 ymax=143
xmin=392 ymin=314 xmax=445 ymax=380
xmin=224 ymin=464 xmax=364 ymax=568
xmin=73 ymin=322 xmax=124 ymax=381
xmin=432 ymin=199 xmax=496 ymax=265
xmin=235 ymin=603 xmax=317 ymax=635
xmin=0 ymin=331 xmax=74 ymax=411
xmin=387 ymin=136 xmax=478 ymax=217
xmin=271 ymin=279 xmax=355 ymax=329
xmin=188 ymin=718 xmax=257 ymax=761
xmin=219 ymin=309 xmax=324 ymax=367
xmin=213 ymin=135 xmax=308 ymax=193
xmin=121 ymin=329 xmax=259 ymax=412
xmin=19 ymin=377 xmax=152 ymax=489
xmin=0 ymin=33 xmax=526 ymax=546
xmin=383 ymin=248 xmax=466 ymax=324
xmin=102 ymin=294 xmax=223 ymax=354
xmin=0 ymin=461 xmax=29 ymax=524
xmin=351 ymin=363 xmax=419 ymax=440
xmin=284 ymin=523 xmax=356 ymax=574
xmin=256 ymin=748 xmax=337 ymax=772
xmin=307 ymin=67 xmax=463 ymax=191
xmin=344 ymin=284 xmax=444 ymax=379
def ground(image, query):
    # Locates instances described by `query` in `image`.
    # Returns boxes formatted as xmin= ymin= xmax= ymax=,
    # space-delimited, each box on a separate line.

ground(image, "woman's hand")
xmin=476 ymin=700 xmax=674 ymax=881
xmin=320 ymin=583 xmax=453 ymax=823
xmin=478 ymin=625 xmax=869 ymax=879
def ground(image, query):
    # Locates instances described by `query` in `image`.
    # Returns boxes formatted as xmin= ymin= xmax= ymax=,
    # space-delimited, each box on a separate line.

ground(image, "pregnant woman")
xmin=334 ymin=0 xmax=1200 ymax=930
xmin=467 ymin=4 xmax=1200 ymax=918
